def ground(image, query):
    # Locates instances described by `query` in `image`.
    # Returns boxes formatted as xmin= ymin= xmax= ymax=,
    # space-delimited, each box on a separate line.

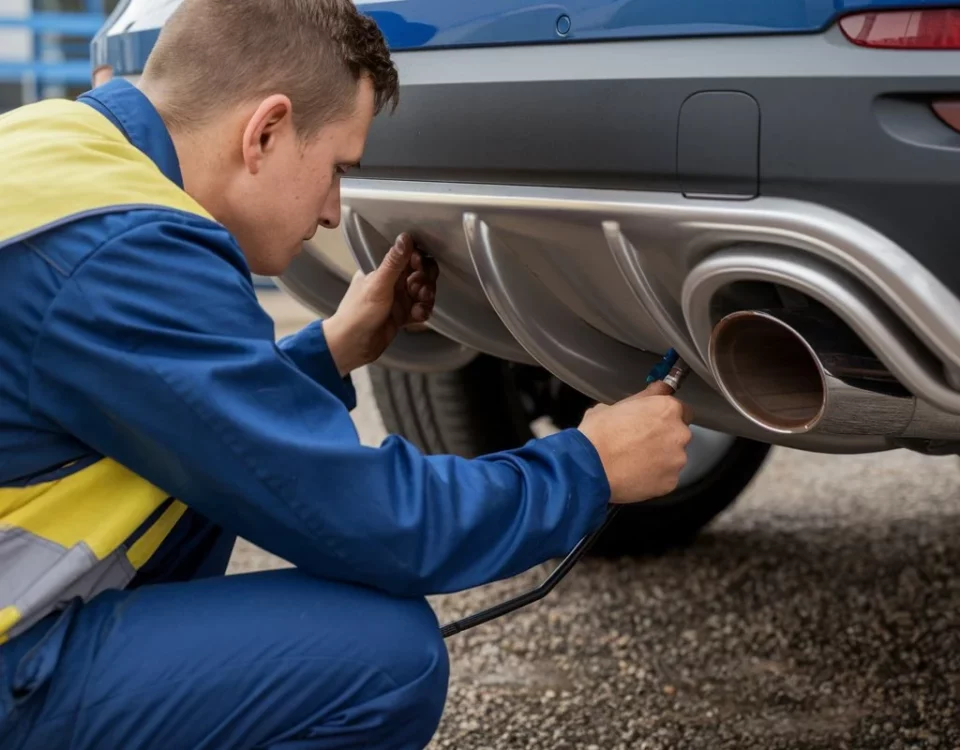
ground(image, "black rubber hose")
xmin=440 ymin=505 xmax=622 ymax=638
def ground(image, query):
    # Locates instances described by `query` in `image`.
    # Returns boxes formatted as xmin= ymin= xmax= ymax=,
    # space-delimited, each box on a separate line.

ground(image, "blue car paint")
xmin=92 ymin=0 xmax=955 ymax=76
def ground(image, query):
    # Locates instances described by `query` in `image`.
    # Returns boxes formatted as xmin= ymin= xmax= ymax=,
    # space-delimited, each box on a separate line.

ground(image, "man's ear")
xmin=241 ymin=94 xmax=294 ymax=175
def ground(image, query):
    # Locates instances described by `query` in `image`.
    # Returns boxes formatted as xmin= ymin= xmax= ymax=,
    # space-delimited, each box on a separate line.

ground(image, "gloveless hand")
xmin=578 ymin=381 xmax=694 ymax=504
xmin=323 ymin=233 xmax=439 ymax=376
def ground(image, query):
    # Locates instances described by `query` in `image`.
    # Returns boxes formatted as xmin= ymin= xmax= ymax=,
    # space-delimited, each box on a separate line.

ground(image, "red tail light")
xmin=839 ymin=8 xmax=960 ymax=49
xmin=933 ymin=99 xmax=960 ymax=131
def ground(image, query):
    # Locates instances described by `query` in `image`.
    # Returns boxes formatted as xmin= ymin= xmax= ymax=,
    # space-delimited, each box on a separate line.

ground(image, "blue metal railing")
xmin=0 ymin=59 xmax=91 ymax=83
xmin=0 ymin=11 xmax=103 ymax=37
xmin=0 ymin=4 xmax=107 ymax=101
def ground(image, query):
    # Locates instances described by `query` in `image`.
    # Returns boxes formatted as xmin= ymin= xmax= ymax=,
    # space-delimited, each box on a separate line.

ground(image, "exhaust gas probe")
xmin=441 ymin=349 xmax=691 ymax=638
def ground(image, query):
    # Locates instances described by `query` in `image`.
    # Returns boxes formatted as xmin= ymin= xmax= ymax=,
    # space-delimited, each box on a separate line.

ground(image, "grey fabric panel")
xmin=8 ymin=548 xmax=137 ymax=639
xmin=0 ymin=525 xmax=67 ymax=606
xmin=1 ymin=526 xmax=136 ymax=639
xmin=58 ymin=546 xmax=136 ymax=603
xmin=10 ymin=542 xmax=97 ymax=617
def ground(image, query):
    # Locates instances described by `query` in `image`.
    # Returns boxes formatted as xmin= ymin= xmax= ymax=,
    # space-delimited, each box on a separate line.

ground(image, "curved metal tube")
xmin=679 ymin=206 xmax=960 ymax=374
xmin=709 ymin=308 xmax=960 ymax=440
xmin=682 ymin=246 xmax=960 ymax=416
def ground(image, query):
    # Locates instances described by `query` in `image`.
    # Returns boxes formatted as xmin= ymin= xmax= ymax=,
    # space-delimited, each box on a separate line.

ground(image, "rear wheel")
xmin=369 ymin=355 xmax=771 ymax=557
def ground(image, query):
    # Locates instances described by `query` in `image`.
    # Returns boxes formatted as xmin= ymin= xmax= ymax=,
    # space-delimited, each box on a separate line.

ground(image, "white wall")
xmin=0 ymin=0 xmax=31 ymax=63
xmin=0 ymin=0 xmax=32 ymax=108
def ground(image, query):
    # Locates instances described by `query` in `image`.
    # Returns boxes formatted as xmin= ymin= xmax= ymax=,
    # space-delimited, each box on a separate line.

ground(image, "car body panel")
xmin=92 ymin=0 xmax=955 ymax=73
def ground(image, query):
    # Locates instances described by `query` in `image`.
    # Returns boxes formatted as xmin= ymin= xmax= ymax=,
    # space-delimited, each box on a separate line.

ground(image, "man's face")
xmin=225 ymin=79 xmax=375 ymax=276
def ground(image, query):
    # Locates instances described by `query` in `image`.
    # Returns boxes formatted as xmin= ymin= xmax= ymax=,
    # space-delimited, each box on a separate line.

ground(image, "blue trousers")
xmin=0 ymin=570 xmax=449 ymax=749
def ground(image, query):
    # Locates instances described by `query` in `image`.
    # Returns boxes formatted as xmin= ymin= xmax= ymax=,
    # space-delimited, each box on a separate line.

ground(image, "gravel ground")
xmin=245 ymin=291 xmax=960 ymax=749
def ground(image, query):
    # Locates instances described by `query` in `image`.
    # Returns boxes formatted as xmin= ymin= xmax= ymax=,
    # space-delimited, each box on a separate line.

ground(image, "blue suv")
xmin=92 ymin=2 xmax=960 ymax=555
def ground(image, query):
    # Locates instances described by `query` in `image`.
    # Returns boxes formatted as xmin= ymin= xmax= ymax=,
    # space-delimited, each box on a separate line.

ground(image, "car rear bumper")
xmin=282 ymin=174 xmax=956 ymax=453
xmin=284 ymin=27 xmax=960 ymax=453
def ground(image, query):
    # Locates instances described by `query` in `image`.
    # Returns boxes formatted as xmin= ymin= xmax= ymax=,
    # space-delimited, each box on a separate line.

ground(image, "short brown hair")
xmin=141 ymin=0 xmax=399 ymax=134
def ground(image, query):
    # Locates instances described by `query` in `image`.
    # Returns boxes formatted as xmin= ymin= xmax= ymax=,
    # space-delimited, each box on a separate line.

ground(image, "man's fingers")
xmin=407 ymin=267 xmax=437 ymax=302
xmin=372 ymin=234 xmax=414 ymax=290
xmin=406 ymin=270 xmax=427 ymax=297
xmin=410 ymin=301 xmax=434 ymax=323
xmin=411 ymin=251 xmax=440 ymax=281
xmin=367 ymin=236 xmax=439 ymax=325
xmin=618 ymin=380 xmax=694 ymax=423
xmin=394 ymin=287 xmax=413 ymax=319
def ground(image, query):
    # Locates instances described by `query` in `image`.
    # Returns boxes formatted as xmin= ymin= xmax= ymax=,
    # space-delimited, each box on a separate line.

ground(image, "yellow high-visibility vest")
xmin=0 ymin=97 xmax=214 ymax=642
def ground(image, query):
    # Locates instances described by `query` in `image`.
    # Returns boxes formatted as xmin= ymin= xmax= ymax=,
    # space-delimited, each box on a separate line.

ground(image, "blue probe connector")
xmin=645 ymin=348 xmax=680 ymax=384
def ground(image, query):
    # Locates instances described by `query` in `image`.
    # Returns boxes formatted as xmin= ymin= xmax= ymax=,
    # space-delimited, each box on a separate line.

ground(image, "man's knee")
xmin=196 ymin=572 xmax=450 ymax=747
xmin=378 ymin=596 xmax=450 ymax=743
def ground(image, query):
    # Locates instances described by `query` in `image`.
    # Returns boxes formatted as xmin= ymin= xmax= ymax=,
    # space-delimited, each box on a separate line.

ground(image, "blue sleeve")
xmin=28 ymin=218 xmax=611 ymax=597
xmin=277 ymin=321 xmax=357 ymax=411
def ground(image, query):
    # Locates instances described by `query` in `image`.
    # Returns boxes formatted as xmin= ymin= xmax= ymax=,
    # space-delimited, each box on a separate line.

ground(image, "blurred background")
xmin=0 ymin=0 xmax=119 ymax=113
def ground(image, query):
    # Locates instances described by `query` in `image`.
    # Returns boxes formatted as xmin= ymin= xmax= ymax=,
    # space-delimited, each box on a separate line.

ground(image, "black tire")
xmin=585 ymin=436 xmax=770 ymax=557
xmin=369 ymin=355 xmax=533 ymax=458
xmin=369 ymin=355 xmax=771 ymax=557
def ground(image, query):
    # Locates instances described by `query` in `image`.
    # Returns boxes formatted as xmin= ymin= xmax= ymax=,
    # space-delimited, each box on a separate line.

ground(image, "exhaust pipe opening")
xmin=707 ymin=296 xmax=960 ymax=443
xmin=710 ymin=311 xmax=826 ymax=434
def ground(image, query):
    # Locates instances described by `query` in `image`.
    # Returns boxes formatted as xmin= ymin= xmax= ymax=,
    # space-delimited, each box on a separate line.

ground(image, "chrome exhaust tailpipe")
xmin=708 ymin=308 xmax=960 ymax=439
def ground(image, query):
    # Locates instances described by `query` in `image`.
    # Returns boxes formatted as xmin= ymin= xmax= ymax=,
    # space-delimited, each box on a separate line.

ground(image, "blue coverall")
xmin=0 ymin=80 xmax=610 ymax=749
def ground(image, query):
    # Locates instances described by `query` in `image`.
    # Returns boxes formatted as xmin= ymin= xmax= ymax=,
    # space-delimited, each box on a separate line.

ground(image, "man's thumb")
xmin=373 ymin=235 xmax=413 ymax=288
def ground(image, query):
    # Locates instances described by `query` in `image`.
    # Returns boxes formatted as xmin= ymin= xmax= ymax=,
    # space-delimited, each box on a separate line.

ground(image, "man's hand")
xmin=323 ymin=233 xmax=439 ymax=376
xmin=578 ymin=381 xmax=693 ymax=504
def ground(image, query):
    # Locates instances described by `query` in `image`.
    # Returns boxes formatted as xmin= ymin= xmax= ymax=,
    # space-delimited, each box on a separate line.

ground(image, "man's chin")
xmin=249 ymin=247 xmax=301 ymax=278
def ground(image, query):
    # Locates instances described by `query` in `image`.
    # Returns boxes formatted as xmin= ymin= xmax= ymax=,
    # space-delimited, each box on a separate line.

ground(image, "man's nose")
xmin=319 ymin=183 xmax=342 ymax=230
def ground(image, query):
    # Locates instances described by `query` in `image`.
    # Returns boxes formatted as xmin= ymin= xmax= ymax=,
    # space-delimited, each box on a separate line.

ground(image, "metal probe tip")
xmin=646 ymin=349 xmax=691 ymax=393
xmin=662 ymin=358 xmax=691 ymax=393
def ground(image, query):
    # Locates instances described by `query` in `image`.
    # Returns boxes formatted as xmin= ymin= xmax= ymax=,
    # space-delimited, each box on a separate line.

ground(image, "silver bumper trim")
xmin=282 ymin=177 xmax=958 ymax=451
